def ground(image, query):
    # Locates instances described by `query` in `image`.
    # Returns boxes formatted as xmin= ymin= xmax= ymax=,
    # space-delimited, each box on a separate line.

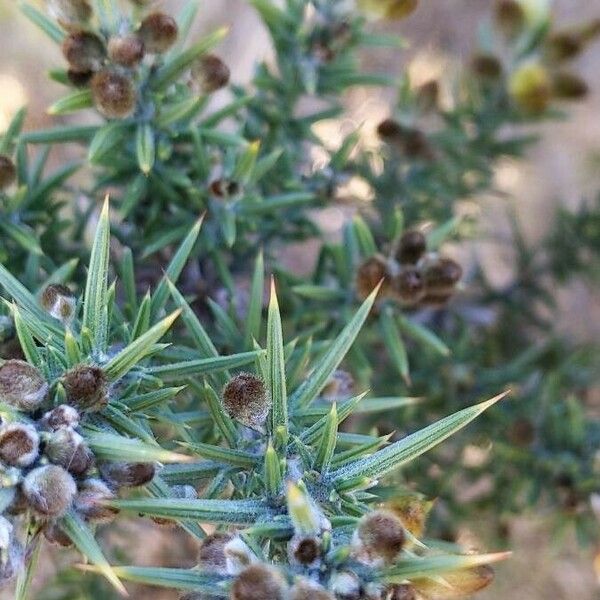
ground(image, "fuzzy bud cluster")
xmin=377 ymin=120 xmax=435 ymax=161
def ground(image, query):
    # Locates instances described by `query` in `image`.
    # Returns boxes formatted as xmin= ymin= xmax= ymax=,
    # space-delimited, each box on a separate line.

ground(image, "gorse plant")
xmin=0 ymin=0 xmax=598 ymax=596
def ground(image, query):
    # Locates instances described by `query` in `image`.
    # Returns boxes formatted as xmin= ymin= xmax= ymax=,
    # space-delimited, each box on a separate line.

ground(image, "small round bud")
xmin=191 ymin=54 xmax=231 ymax=93
xmin=74 ymin=478 xmax=118 ymax=522
xmin=377 ymin=118 xmax=403 ymax=141
xmin=0 ymin=360 xmax=48 ymax=411
xmin=62 ymin=31 xmax=106 ymax=72
xmin=91 ymin=69 xmax=137 ymax=119
xmin=423 ymin=257 xmax=462 ymax=294
xmin=98 ymin=461 xmax=156 ymax=488
xmin=197 ymin=532 xmax=233 ymax=574
xmin=0 ymin=423 xmax=40 ymax=467
xmin=471 ymin=54 xmax=503 ymax=80
xmin=356 ymin=255 xmax=390 ymax=301
xmin=231 ymin=564 xmax=287 ymax=600
xmin=322 ymin=370 xmax=354 ymax=402
xmin=44 ymin=428 xmax=94 ymax=475
xmin=551 ymin=71 xmax=589 ymax=100
xmin=288 ymin=534 xmax=321 ymax=566
xmin=63 ymin=365 xmax=107 ymax=411
xmin=0 ymin=155 xmax=17 ymax=190
xmin=355 ymin=510 xmax=406 ymax=564
xmin=392 ymin=268 xmax=426 ymax=305
xmin=23 ymin=465 xmax=77 ymax=517
xmin=509 ymin=62 xmax=552 ymax=114
xmin=222 ymin=373 xmax=270 ymax=432
xmin=41 ymin=284 xmax=77 ymax=323
xmin=545 ymin=32 xmax=583 ymax=62
xmin=290 ymin=580 xmax=335 ymax=600
xmin=386 ymin=584 xmax=416 ymax=600
xmin=138 ymin=12 xmax=178 ymax=53
xmin=67 ymin=68 xmax=94 ymax=87
xmin=397 ymin=230 xmax=427 ymax=265
xmin=43 ymin=523 xmax=73 ymax=547
xmin=47 ymin=0 xmax=93 ymax=28
xmin=330 ymin=571 xmax=361 ymax=600
xmin=40 ymin=404 xmax=80 ymax=431
xmin=494 ymin=0 xmax=526 ymax=38
xmin=209 ymin=178 xmax=240 ymax=199
xmin=108 ymin=35 xmax=145 ymax=68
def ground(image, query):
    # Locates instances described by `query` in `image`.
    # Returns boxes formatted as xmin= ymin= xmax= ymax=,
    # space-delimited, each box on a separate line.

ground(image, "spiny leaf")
xmin=244 ymin=251 xmax=264 ymax=350
xmin=182 ymin=441 xmax=258 ymax=468
xmin=314 ymin=403 xmax=338 ymax=471
xmin=136 ymin=123 xmax=155 ymax=174
xmin=264 ymin=441 xmax=282 ymax=497
xmin=125 ymin=386 xmax=186 ymax=412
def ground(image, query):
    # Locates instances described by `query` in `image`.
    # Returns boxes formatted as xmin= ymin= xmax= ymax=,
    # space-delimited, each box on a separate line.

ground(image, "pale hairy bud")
xmin=322 ymin=370 xmax=354 ymax=402
xmin=224 ymin=536 xmax=256 ymax=575
xmin=91 ymin=69 xmax=137 ymax=119
xmin=222 ymin=373 xmax=270 ymax=432
xmin=23 ymin=465 xmax=77 ymax=518
xmin=230 ymin=564 xmax=287 ymax=600
xmin=0 ymin=422 xmax=40 ymax=467
xmin=0 ymin=536 xmax=24 ymax=586
xmin=47 ymin=0 xmax=93 ymax=28
xmin=98 ymin=461 xmax=156 ymax=488
xmin=138 ymin=12 xmax=178 ymax=53
xmin=108 ymin=35 xmax=145 ymax=68
xmin=197 ymin=532 xmax=233 ymax=574
xmin=356 ymin=255 xmax=390 ymax=301
xmin=44 ymin=428 xmax=94 ymax=475
xmin=40 ymin=404 xmax=80 ymax=431
xmin=0 ymin=516 xmax=13 ymax=550
xmin=41 ymin=284 xmax=77 ymax=323
xmin=330 ymin=571 xmax=361 ymax=600
xmin=355 ymin=510 xmax=406 ymax=564
xmin=0 ymin=360 xmax=48 ymax=411
xmin=63 ymin=365 xmax=107 ymax=411
xmin=62 ymin=31 xmax=106 ymax=72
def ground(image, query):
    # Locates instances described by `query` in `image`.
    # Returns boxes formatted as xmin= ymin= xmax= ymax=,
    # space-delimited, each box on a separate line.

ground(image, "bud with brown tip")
xmin=74 ymin=478 xmax=119 ymax=522
xmin=423 ymin=257 xmax=462 ymax=294
xmin=108 ymin=35 xmax=145 ymax=68
xmin=288 ymin=534 xmax=322 ymax=566
xmin=23 ymin=465 xmax=77 ymax=517
xmin=230 ymin=564 xmax=288 ymax=600
xmin=62 ymin=31 xmax=106 ymax=72
xmin=356 ymin=255 xmax=390 ymax=301
xmin=392 ymin=268 xmax=426 ymax=306
xmin=138 ymin=12 xmax=178 ymax=53
xmin=41 ymin=284 xmax=77 ymax=323
xmin=551 ymin=71 xmax=589 ymax=100
xmin=63 ymin=364 xmax=107 ymax=411
xmin=0 ymin=360 xmax=48 ymax=411
xmin=322 ymin=370 xmax=354 ymax=402
xmin=355 ymin=510 xmax=406 ymax=564
xmin=0 ymin=423 xmax=40 ymax=467
xmin=44 ymin=428 xmax=94 ymax=475
xmin=191 ymin=54 xmax=231 ymax=93
xmin=0 ymin=155 xmax=17 ymax=190
xmin=330 ymin=571 xmax=361 ymax=600
xmin=290 ymin=580 xmax=335 ymax=600
xmin=98 ymin=461 xmax=156 ymax=488
xmin=396 ymin=230 xmax=427 ymax=265
xmin=90 ymin=69 xmax=137 ymax=119
xmin=222 ymin=373 xmax=270 ymax=432
xmin=47 ymin=0 xmax=93 ymax=28
xmin=40 ymin=404 xmax=80 ymax=431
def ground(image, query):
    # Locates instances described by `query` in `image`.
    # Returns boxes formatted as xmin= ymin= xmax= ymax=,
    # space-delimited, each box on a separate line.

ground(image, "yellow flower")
xmin=358 ymin=0 xmax=419 ymax=21
xmin=509 ymin=62 xmax=552 ymax=114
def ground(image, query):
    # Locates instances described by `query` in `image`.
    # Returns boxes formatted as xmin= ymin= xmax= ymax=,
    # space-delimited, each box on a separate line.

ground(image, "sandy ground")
xmin=0 ymin=1 xmax=598 ymax=598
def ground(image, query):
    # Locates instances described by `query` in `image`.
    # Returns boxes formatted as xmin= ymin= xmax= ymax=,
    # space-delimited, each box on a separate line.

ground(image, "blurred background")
xmin=0 ymin=1 xmax=598 ymax=598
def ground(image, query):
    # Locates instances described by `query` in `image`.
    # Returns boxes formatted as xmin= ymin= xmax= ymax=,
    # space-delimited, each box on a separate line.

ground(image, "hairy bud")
xmin=386 ymin=584 xmax=417 ymax=600
xmin=62 ymin=31 xmax=106 ymax=72
xmin=551 ymin=71 xmax=589 ymax=100
xmin=392 ymin=268 xmax=426 ymax=306
xmin=494 ymin=0 xmax=526 ymax=38
xmin=108 ymin=35 xmax=145 ymax=68
xmin=0 ymin=423 xmax=40 ymax=467
xmin=322 ymin=370 xmax=354 ymax=402
xmin=192 ymin=54 xmax=231 ymax=93
xmin=222 ymin=373 xmax=270 ymax=432
xmin=41 ymin=284 xmax=77 ymax=323
xmin=47 ymin=0 xmax=93 ymax=28
xmin=40 ymin=404 xmax=80 ymax=431
xmin=330 ymin=571 xmax=361 ymax=600
xmin=0 ymin=155 xmax=17 ymax=190
xmin=63 ymin=365 xmax=107 ymax=411
xmin=288 ymin=534 xmax=321 ymax=566
xmin=231 ymin=564 xmax=287 ymax=600
xmin=545 ymin=32 xmax=583 ymax=62
xmin=423 ymin=257 xmax=463 ymax=294
xmin=74 ymin=478 xmax=118 ymax=522
xmin=44 ymin=428 xmax=94 ymax=475
xmin=0 ymin=360 xmax=48 ymax=411
xmin=98 ymin=461 xmax=156 ymax=488
xmin=356 ymin=255 xmax=390 ymax=300
xmin=23 ymin=465 xmax=77 ymax=517
xmin=397 ymin=230 xmax=427 ymax=265
xmin=355 ymin=510 xmax=406 ymax=564
xmin=91 ymin=69 xmax=137 ymax=119
xmin=509 ymin=62 xmax=552 ymax=114
xmin=138 ymin=12 xmax=178 ymax=53
xmin=413 ymin=565 xmax=494 ymax=598
xmin=197 ymin=532 xmax=233 ymax=574
xmin=290 ymin=580 xmax=335 ymax=600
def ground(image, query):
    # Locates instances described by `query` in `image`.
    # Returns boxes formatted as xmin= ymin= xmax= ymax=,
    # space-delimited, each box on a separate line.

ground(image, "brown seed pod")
xmin=192 ymin=54 xmax=231 ymax=93
xmin=62 ymin=31 xmax=106 ymax=72
xmin=22 ymin=465 xmax=77 ymax=518
xmin=0 ymin=360 xmax=48 ymax=411
xmin=44 ymin=428 xmax=94 ymax=475
xmin=41 ymin=284 xmax=77 ymax=323
xmin=423 ymin=257 xmax=463 ymax=294
xmin=230 ymin=564 xmax=288 ymax=600
xmin=40 ymin=404 xmax=80 ymax=431
xmin=67 ymin=68 xmax=94 ymax=87
xmin=74 ymin=478 xmax=119 ymax=523
xmin=356 ymin=255 xmax=390 ymax=301
xmin=288 ymin=534 xmax=321 ymax=566
xmin=222 ymin=373 xmax=270 ymax=432
xmin=0 ymin=423 xmax=39 ymax=467
xmin=392 ymin=268 xmax=426 ymax=306
xmin=90 ymin=69 xmax=136 ymax=119
xmin=0 ymin=155 xmax=17 ymax=190
xmin=138 ymin=12 xmax=178 ymax=53
xmin=98 ymin=461 xmax=156 ymax=488
xmin=356 ymin=510 xmax=406 ymax=564
xmin=386 ymin=584 xmax=417 ymax=600
xmin=290 ymin=580 xmax=335 ymax=600
xmin=108 ymin=35 xmax=145 ymax=68
xmin=413 ymin=565 xmax=494 ymax=599
xmin=63 ymin=365 xmax=107 ymax=411
xmin=396 ymin=230 xmax=427 ymax=265
xmin=197 ymin=532 xmax=233 ymax=574
xmin=471 ymin=54 xmax=503 ymax=80
xmin=551 ymin=71 xmax=589 ymax=100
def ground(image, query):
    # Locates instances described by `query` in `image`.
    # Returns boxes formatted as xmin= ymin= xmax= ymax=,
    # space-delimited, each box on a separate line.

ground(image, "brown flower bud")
xmin=356 ymin=510 xmax=406 ymax=564
xmin=423 ymin=257 xmax=462 ymax=294
xmin=47 ymin=0 xmax=93 ymax=28
xmin=356 ymin=255 xmax=390 ymax=301
xmin=290 ymin=580 xmax=335 ymax=600
xmin=0 ymin=360 xmax=48 ymax=411
xmin=397 ymin=230 xmax=427 ymax=265
xmin=413 ymin=565 xmax=494 ymax=598
xmin=322 ymin=370 xmax=354 ymax=402
xmin=67 ymin=69 xmax=94 ymax=87
xmin=74 ymin=478 xmax=119 ymax=522
xmin=545 ymin=32 xmax=583 ymax=62
xmin=22 ymin=465 xmax=77 ymax=517
xmin=108 ymin=35 xmax=145 ymax=68
xmin=138 ymin=12 xmax=178 ymax=53
xmin=192 ymin=54 xmax=231 ymax=93
xmin=0 ymin=423 xmax=39 ymax=467
xmin=63 ymin=365 xmax=107 ymax=411
xmin=386 ymin=584 xmax=417 ymax=600
xmin=98 ymin=461 xmax=156 ymax=488
xmin=62 ymin=31 xmax=106 ymax=72
xmin=551 ymin=71 xmax=589 ymax=100
xmin=209 ymin=178 xmax=240 ymax=199
xmin=91 ymin=69 xmax=137 ymax=119
xmin=471 ymin=54 xmax=503 ymax=80
xmin=43 ymin=523 xmax=73 ymax=547
xmin=495 ymin=0 xmax=526 ymax=38
xmin=288 ymin=534 xmax=321 ymax=566
xmin=41 ymin=284 xmax=77 ymax=323
xmin=44 ymin=428 xmax=94 ymax=475
xmin=197 ymin=532 xmax=233 ymax=574
xmin=40 ymin=404 xmax=80 ymax=431
xmin=377 ymin=118 xmax=403 ymax=140
xmin=0 ymin=155 xmax=17 ymax=190
xmin=222 ymin=373 xmax=270 ymax=432
xmin=509 ymin=62 xmax=552 ymax=114
xmin=392 ymin=268 xmax=426 ymax=305
xmin=231 ymin=564 xmax=287 ymax=600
